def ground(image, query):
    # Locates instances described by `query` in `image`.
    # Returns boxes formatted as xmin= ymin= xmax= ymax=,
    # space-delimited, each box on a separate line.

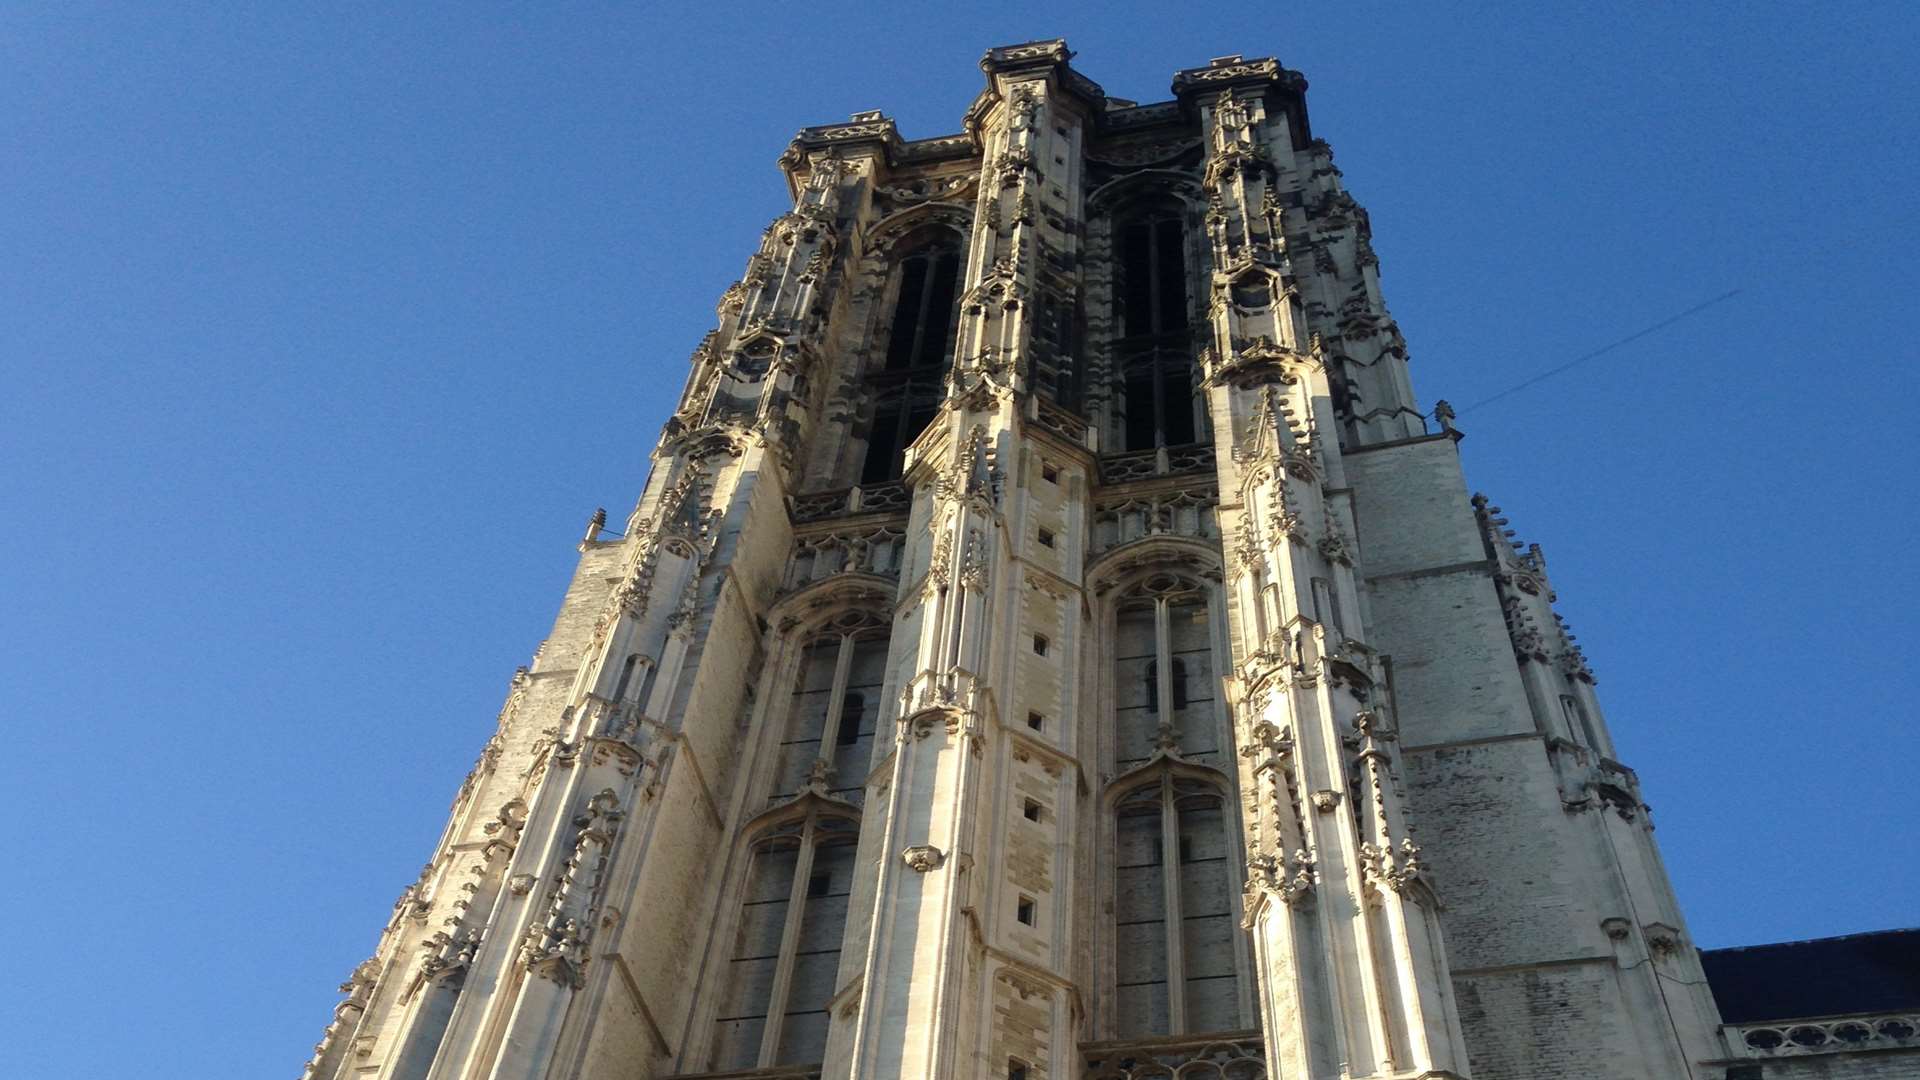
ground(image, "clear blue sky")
xmin=2 ymin=4 xmax=1914 ymax=1077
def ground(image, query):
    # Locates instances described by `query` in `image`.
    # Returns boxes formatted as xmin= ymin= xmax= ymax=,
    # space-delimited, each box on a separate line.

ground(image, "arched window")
xmin=863 ymin=233 xmax=962 ymax=482
xmin=884 ymin=244 xmax=961 ymax=371
xmin=770 ymin=616 xmax=888 ymax=807
xmin=1112 ymin=202 xmax=1198 ymax=451
xmin=710 ymin=812 xmax=860 ymax=1070
xmin=1101 ymin=559 xmax=1248 ymax=1039
xmin=768 ymin=618 xmax=887 ymax=803
xmin=1113 ymin=773 xmax=1243 ymax=1037
xmin=708 ymin=605 xmax=886 ymax=1071
xmin=1111 ymin=573 xmax=1221 ymax=772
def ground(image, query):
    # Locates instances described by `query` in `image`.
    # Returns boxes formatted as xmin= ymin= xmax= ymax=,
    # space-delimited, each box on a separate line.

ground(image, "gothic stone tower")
xmin=304 ymin=43 xmax=1746 ymax=1080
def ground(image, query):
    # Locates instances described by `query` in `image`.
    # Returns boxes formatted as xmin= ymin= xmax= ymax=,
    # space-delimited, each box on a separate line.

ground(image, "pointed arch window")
xmin=1112 ymin=202 xmax=1199 ymax=451
xmin=1112 ymin=573 xmax=1221 ymax=773
xmin=1112 ymin=772 xmax=1244 ymax=1038
xmin=1102 ymin=562 xmax=1248 ymax=1039
xmin=863 ymin=232 xmax=962 ymax=482
xmin=710 ymin=811 xmax=860 ymax=1071
xmin=770 ymin=613 xmax=888 ymax=807
xmin=884 ymin=243 xmax=961 ymax=371
xmin=611 ymin=654 xmax=640 ymax=703
xmin=709 ymin=604 xmax=887 ymax=1072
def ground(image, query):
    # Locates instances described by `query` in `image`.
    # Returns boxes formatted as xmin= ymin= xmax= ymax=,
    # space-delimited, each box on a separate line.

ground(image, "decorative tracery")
xmin=861 ymin=227 xmax=964 ymax=482
xmin=705 ymin=597 xmax=888 ymax=1073
xmin=1111 ymin=569 xmax=1225 ymax=771
xmin=1110 ymin=766 xmax=1247 ymax=1039
xmin=769 ymin=611 xmax=889 ymax=807
xmin=1089 ymin=185 xmax=1209 ymax=454
xmin=1094 ymin=553 xmax=1252 ymax=1041
xmin=709 ymin=807 xmax=861 ymax=1071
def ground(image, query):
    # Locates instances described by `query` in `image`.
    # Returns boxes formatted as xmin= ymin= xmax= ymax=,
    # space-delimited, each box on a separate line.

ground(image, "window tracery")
xmin=862 ymin=229 xmax=963 ymax=482
xmin=709 ymin=810 xmax=860 ymax=1071
xmin=1112 ymin=772 xmax=1245 ymax=1038
xmin=1111 ymin=199 xmax=1202 ymax=451
xmin=770 ymin=611 xmax=888 ymax=807
xmin=1096 ymin=558 xmax=1249 ymax=1040
xmin=1112 ymin=572 xmax=1222 ymax=772
xmin=707 ymin=602 xmax=886 ymax=1073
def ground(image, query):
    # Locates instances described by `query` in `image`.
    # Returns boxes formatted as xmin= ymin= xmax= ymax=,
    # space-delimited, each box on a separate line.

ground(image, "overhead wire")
xmin=1445 ymin=288 xmax=1744 ymax=417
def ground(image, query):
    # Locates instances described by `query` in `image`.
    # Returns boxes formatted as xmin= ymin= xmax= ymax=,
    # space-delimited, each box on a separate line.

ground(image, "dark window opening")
xmin=1118 ymin=217 xmax=1187 ymax=338
xmin=611 ymin=654 xmax=640 ymax=702
xmin=884 ymin=248 xmax=961 ymax=372
xmin=1024 ymin=799 xmax=1042 ymax=822
xmin=808 ymin=872 xmax=831 ymax=899
xmin=838 ymin=693 xmax=864 ymax=745
xmin=861 ymin=395 xmax=939 ymax=484
xmin=862 ymin=237 xmax=961 ymax=483
xmin=1170 ymin=657 xmax=1188 ymax=711
xmin=1027 ymin=711 xmax=1045 ymax=731
xmin=1016 ymin=896 xmax=1036 ymax=925
xmin=1031 ymin=287 xmax=1080 ymax=407
xmin=1114 ymin=206 xmax=1197 ymax=451
xmin=1033 ymin=634 xmax=1049 ymax=656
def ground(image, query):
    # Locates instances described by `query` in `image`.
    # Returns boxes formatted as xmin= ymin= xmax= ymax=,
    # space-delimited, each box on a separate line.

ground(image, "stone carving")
xmin=415 ymin=926 xmax=482 ymax=989
xmin=1084 ymin=1033 xmax=1267 ymax=1080
xmin=876 ymin=172 xmax=975 ymax=207
xmin=932 ymin=426 xmax=998 ymax=510
xmin=1357 ymin=837 xmax=1427 ymax=897
xmin=1317 ymin=527 xmax=1352 ymax=567
xmin=901 ymin=845 xmax=944 ymax=872
xmin=1244 ymin=848 xmax=1317 ymax=918
xmin=958 ymin=528 xmax=989 ymax=592
xmin=1097 ymin=443 xmax=1216 ymax=484
xmin=1643 ymin=922 xmax=1682 ymax=958
xmin=783 ymin=524 xmax=907 ymax=592
xmin=520 ymin=789 xmax=623 ymax=988
xmin=1737 ymin=1014 xmax=1920 ymax=1057
xmin=1092 ymin=488 xmax=1218 ymax=553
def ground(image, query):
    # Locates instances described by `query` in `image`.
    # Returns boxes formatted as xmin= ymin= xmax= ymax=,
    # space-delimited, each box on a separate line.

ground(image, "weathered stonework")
xmin=302 ymin=42 xmax=1919 ymax=1080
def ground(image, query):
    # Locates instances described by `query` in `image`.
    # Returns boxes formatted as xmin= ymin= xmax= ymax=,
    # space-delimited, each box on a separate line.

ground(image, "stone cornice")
xmin=1095 ymin=99 xmax=1186 ymax=134
xmin=979 ymin=39 xmax=1106 ymax=106
xmin=1171 ymin=54 xmax=1308 ymax=99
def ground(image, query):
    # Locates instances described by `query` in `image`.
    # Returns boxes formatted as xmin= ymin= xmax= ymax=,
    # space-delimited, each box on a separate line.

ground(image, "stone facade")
xmin=301 ymin=42 xmax=1920 ymax=1080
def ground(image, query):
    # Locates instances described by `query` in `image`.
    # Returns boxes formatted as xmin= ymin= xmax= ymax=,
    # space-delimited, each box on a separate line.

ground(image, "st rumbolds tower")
xmin=303 ymin=43 xmax=1920 ymax=1080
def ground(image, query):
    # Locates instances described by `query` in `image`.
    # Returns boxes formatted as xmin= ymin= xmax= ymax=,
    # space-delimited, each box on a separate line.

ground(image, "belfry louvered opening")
xmin=863 ymin=230 xmax=963 ymax=482
xmin=1112 ymin=199 xmax=1201 ymax=452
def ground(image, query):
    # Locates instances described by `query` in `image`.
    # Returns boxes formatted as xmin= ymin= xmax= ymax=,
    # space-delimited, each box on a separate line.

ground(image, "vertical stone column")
xmin=844 ymin=41 xmax=1097 ymax=1080
xmin=1184 ymin=60 xmax=1471 ymax=1080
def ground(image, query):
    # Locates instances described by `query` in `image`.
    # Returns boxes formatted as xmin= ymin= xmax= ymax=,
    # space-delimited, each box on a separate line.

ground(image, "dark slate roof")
xmin=1701 ymin=929 xmax=1920 ymax=1023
